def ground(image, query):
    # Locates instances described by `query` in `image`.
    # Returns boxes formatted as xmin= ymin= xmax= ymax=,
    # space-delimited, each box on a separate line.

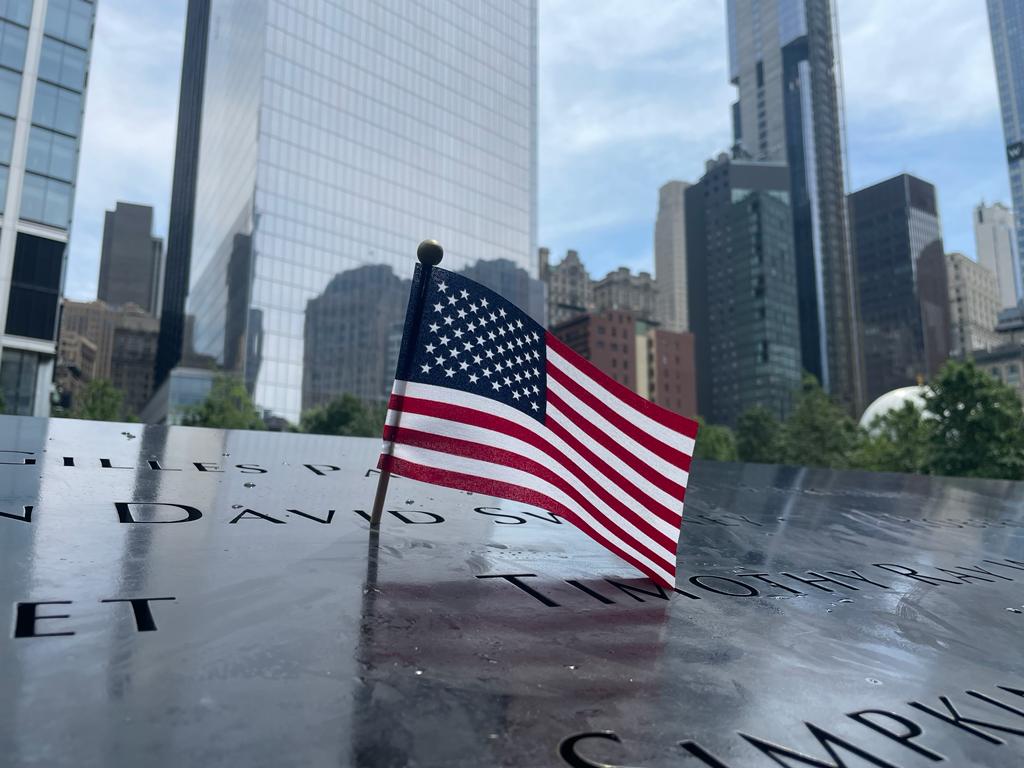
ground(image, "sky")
xmin=65 ymin=0 xmax=1011 ymax=300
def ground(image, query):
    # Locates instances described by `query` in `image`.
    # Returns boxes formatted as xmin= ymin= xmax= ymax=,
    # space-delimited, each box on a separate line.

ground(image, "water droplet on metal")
xmin=866 ymin=678 xmax=882 ymax=685
xmin=414 ymin=669 xmax=423 ymax=676
xmin=231 ymin=504 xmax=243 ymax=509
xmin=1007 ymin=608 xmax=1023 ymax=614
xmin=244 ymin=482 xmax=255 ymax=488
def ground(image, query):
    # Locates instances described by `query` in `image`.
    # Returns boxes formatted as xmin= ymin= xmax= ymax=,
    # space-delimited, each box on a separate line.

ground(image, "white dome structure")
xmin=859 ymin=386 xmax=929 ymax=433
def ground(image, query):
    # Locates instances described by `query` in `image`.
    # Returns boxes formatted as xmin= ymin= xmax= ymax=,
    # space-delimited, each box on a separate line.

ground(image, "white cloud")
xmin=539 ymin=1 xmax=733 ymax=276
xmin=838 ymin=0 xmax=999 ymax=139
xmin=65 ymin=0 xmax=186 ymax=300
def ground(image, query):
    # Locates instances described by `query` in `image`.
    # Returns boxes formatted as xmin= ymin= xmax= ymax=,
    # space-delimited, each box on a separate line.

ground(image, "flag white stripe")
xmin=392 ymin=381 xmax=685 ymax=518
xmin=547 ymin=347 xmax=696 ymax=454
xmin=385 ymin=440 xmax=677 ymax=583
xmin=546 ymin=402 xmax=685 ymax=515
xmin=384 ymin=408 xmax=681 ymax=542
xmin=546 ymin=378 xmax=690 ymax=491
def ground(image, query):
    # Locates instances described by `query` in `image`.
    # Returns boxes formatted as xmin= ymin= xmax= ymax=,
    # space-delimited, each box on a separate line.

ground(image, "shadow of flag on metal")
xmin=374 ymin=241 xmax=699 ymax=588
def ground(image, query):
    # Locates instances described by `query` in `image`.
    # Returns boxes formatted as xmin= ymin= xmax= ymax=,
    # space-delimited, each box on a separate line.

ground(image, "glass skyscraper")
xmin=685 ymin=155 xmax=803 ymax=427
xmin=179 ymin=0 xmax=537 ymax=423
xmin=987 ymin=0 xmax=1024 ymax=302
xmin=0 ymin=0 xmax=94 ymax=415
xmin=726 ymin=0 xmax=864 ymax=413
xmin=848 ymin=174 xmax=944 ymax=404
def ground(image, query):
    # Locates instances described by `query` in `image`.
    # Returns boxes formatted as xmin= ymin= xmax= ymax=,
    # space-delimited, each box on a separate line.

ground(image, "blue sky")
xmin=65 ymin=0 xmax=1011 ymax=299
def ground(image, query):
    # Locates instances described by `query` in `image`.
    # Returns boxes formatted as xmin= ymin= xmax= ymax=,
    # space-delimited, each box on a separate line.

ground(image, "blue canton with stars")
xmin=397 ymin=266 xmax=547 ymax=423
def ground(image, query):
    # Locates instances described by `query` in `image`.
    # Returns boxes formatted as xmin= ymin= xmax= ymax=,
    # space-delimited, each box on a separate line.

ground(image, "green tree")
xmin=923 ymin=359 xmax=1024 ymax=480
xmin=850 ymin=401 xmax=930 ymax=474
xmin=182 ymin=375 xmax=265 ymax=431
xmin=693 ymin=417 xmax=738 ymax=461
xmin=735 ymin=405 xmax=782 ymax=463
xmin=72 ymin=379 xmax=125 ymax=422
xmin=782 ymin=374 xmax=859 ymax=469
xmin=300 ymin=394 xmax=385 ymax=437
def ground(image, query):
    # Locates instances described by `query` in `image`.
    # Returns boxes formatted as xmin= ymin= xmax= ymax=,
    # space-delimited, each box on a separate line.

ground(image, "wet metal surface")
xmin=1 ymin=415 xmax=1023 ymax=767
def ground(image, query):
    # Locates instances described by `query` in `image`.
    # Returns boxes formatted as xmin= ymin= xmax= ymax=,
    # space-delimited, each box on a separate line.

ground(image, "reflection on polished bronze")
xmin=1 ymin=416 xmax=1024 ymax=766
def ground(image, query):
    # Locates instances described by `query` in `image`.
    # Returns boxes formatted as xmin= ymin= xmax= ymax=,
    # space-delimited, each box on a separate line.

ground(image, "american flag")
xmin=379 ymin=265 xmax=698 ymax=587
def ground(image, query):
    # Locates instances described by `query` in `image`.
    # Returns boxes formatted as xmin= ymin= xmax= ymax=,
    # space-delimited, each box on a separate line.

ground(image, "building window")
xmin=0 ymin=113 xmax=12 ymax=162
xmin=6 ymin=232 xmax=65 ymax=340
xmin=38 ymin=36 xmax=87 ymax=91
xmin=20 ymin=172 xmax=71 ymax=228
xmin=44 ymin=0 xmax=93 ymax=49
xmin=0 ymin=347 xmax=38 ymax=415
xmin=0 ymin=19 xmax=27 ymax=71
xmin=32 ymin=81 xmax=82 ymax=136
xmin=0 ymin=67 xmax=19 ymax=116
xmin=25 ymin=126 xmax=76 ymax=181
xmin=0 ymin=0 xmax=32 ymax=27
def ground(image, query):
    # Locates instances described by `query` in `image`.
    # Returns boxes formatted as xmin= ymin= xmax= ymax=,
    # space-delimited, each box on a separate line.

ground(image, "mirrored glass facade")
xmin=187 ymin=0 xmax=538 ymax=423
xmin=0 ymin=0 xmax=94 ymax=415
xmin=987 ymin=0 xmax=1024 ymax=301
xmin=726 ymin=0 xmax=864 ymax=413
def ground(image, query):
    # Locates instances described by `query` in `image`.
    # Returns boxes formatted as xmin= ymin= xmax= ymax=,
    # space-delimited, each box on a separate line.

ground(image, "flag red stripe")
xmin=385 ymin=403 xmax=679 ymax=552
xmin=546 ymin=359 xmax=694 ymax=473
xmin=542 ymin=407 xmax=684 ymax=525
xmin=388 ymin=391 xmax=683 ymax=528
xmin=378 ymin=454 xmax=675 ymax=587
xmin=383 ymin=423 xmax=678 ymax=559
xmin=546 ymin=332 xmax=699 ymax=439
xmin=546 ymin=389 xmax=688 ymax=506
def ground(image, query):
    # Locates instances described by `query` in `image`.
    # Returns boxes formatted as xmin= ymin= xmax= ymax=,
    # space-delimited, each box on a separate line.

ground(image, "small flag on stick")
xmin=371 ymin=241 xmax=699 ymax=587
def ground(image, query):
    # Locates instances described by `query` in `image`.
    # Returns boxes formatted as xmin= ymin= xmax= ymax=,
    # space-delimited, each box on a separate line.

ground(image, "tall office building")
xmin=174 ymin=0 xmax=537 ymax=423
xmin=0 ymin=0 xmax=94 ymax=416
xmin=302 ymin=264 xmax=409 ymax=409
xmin=945 ymin=251 xmax=1002 ymax=356
xmin=58 ymin=298 xmax=161 ymax=415
xmin=97 ymin=201 xmax=163 ymax=315
xmin=155 ymin=0 xmax=210 ymax=388
xmin=726 ymin=0 xmax=863 ymax=411
xmin=987 ymin=0 xmax=1024 ymax=298
xmin=848 ymin=174 xmax=944 ymax=403
xmin=685 ymin=154 xmax=803 ymax=427
xmin=654 ymin=180 xmax=689 ymax=332
xmin=974 ymin=201 xmax=1020 ymax=309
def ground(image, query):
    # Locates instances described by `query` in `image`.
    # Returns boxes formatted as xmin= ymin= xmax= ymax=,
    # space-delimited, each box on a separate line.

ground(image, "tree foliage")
xmin=851 ymin=401 xmax=930 ymax=474
xmin=707 ymin=361 xmax=1024 ymax=481
xmin=693 ymin=417 xmax=737 ymax=462
xmin=72 ymin=379 xmax=125 ymax=422
xmin=923 ymin=360 xmax=1024 ymax=480
xmin=182 ymin=375 xmax=265 ymax=431
xmin=781 ymin=374 xmax=859 ymax=469
xmin=300 ymin=394 xmax=385 ymax=437
xmin=736 ymin=405 xmax=782 ymax=463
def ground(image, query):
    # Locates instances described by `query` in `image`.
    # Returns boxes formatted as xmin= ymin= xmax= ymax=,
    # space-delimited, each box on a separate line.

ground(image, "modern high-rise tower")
xmin=154 ymin=0 xmax=210 ymax=389
xmin=98 ymin=201 xmax=163 ymax=315
xmin=0 ymin=0 xmax=94 ymax=415
xmin=654 ymin=180 xmax=689 ymax=332
xmin=974 ymin=201 xmax=1020 ymax=309
xmin=848 ymin=174 xmax=944 ymax=404
xmin=726 ymin=0 xmax=863 ymax=412
xmin=173 ymin=0 xmax=538 ymax=423
xmin=986 ymin=0 xmax=1024 ymax=300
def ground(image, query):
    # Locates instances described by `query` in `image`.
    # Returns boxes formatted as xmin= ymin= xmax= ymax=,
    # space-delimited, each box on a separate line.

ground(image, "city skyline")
xmin=62 ymin=1 xmax=1013 ymax=305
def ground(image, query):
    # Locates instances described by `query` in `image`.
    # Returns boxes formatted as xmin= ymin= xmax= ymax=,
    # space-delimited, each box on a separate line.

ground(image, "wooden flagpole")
xmin=369 ymin=239 xmax=444 ymax=529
